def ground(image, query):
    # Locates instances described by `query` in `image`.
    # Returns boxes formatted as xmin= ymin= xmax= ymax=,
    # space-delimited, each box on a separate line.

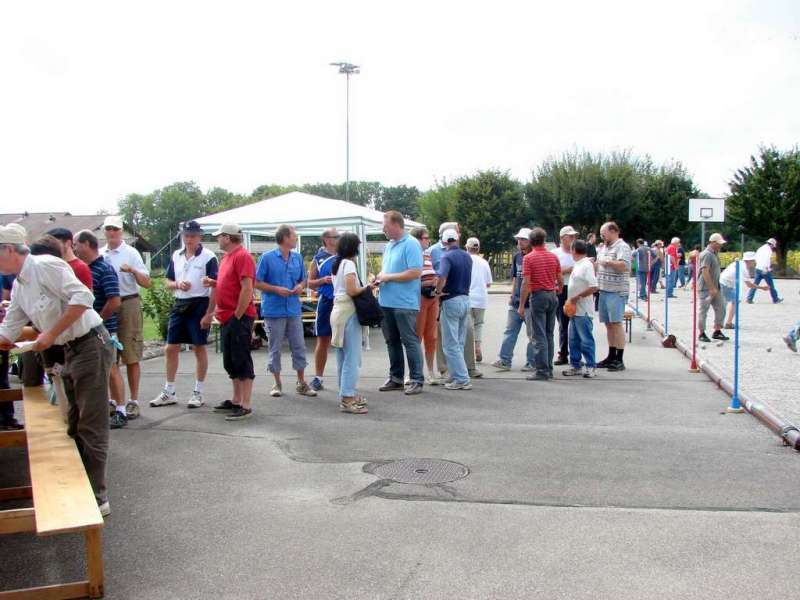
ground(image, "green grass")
xmin=143 ymin=314 xmax=161 ymax=342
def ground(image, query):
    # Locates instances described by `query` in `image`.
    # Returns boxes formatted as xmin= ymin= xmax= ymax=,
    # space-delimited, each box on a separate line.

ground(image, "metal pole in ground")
xmin=728 ymin=260 xmax=744 ymax=413
xmin=689 ymin=257 xmax=700 ymax=372
xmin=664 ymin=256 xmax=670 ymax=335
xmin=646 ymin=267 xmax=652 ymax=330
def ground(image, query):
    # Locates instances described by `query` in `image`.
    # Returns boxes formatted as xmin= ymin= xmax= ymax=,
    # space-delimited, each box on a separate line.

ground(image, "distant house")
xmin=0 ymin=212 xmax=153 ymax=254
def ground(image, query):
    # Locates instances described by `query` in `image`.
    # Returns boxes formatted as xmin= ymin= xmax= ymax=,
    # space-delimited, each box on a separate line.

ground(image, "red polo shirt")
xmin=522 ymin=246 xmax=561 ymax=292
xmin=215 ymin=245 xmax=257 ymax=325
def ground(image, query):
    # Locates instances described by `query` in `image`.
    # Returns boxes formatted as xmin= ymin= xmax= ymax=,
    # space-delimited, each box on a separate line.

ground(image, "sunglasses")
xmin=104 ymin=226 xmax=121 ymax=231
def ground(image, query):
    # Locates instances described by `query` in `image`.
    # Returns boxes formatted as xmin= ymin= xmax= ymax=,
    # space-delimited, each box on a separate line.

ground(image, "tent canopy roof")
xmin=194 ymin=191 xmax=423 ymax=235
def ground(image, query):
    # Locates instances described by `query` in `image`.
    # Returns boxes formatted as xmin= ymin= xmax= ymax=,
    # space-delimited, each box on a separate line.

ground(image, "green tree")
xmin=205 ymin=186 xmax=247 ymax=212
xmin=250 ymin=184 xmax=297 ymax=201
xmin=376 ymin=185 xmax=420 ymax=219
xmin=417 ymin=180 xmax=457 ymax=237
xmin=728 ymin=146 xmax=800 ymax=272
xmin=452 ymin=170 xmax=527 ymax=263
xmin=301 ymin=181 xmax=382 ymax=207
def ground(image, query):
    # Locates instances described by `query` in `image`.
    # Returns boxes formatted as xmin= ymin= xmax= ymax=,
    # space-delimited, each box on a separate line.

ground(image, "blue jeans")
xmin=747 ymin=269 xmax=780 ymax=303
xmin=677 ymin=264 xmax=687 ymax=287
xmin=336 ymin=313 xmax=362 ymax=398
xmin=568 ymin=316 xmax=596 ymax=369
xmin=529 ymin=290 xmax=558 ymax=377
xmin=498 ymin=307 xmax=535 ymax=367
xmin=666 ymin=268 xmax=678 ymax=296
xmin=649 ymin=264 xmax=660 ymax=291
xmin=440 ymin=296 xmax=470 ymax=384
xmin=636 ymin=271 xmax=649 ymax=300
xmin=381 ymin=307 xmax=424 ymax=384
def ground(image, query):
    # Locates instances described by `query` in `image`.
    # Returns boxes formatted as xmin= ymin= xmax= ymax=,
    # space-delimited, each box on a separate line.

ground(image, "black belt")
xmin=121 ymin=294 xmax=139 ymax=301
xmin=65 ymin=326 xmax=105 ymax=350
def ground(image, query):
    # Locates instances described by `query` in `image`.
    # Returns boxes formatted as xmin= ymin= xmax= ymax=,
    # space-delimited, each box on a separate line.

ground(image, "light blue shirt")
xmin=429 ymin=241 xmax=446 ymax=271
xmin=255 ymin=248 xmax=307 ymax=318
xmin=379 ymin=233 xmax=423 ymax=310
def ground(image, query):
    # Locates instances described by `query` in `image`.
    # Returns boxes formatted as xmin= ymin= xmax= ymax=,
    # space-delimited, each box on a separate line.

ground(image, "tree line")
xmin=117 ymin=145 xmax=799 ymax=273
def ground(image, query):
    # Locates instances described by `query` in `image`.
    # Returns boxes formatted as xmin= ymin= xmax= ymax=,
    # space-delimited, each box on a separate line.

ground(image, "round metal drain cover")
xmin=372 ymin=458 xmax=469 ymax=484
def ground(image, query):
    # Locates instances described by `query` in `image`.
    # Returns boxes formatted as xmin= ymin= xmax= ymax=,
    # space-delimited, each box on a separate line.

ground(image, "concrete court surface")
xmin=3 ymin=294 xmax=800 ymax=599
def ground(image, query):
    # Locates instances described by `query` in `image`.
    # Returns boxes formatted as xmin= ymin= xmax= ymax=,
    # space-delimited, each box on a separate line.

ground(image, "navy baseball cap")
xmin=182 ymin=221 xmax=203 ymax=234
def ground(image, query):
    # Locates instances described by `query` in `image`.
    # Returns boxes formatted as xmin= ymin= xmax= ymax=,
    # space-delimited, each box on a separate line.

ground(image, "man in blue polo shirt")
xmin=435 ymin=228 xmax=473 ymax=390
xmin=376 ymin=210 xmax=424 ymax=395
xmin=0 ymin=272 xmax=22 ymax=430
xmin=307 ymin=228 xmax=339 ymax=391
xmin=255 ymin=224 xmax=317 ymax=399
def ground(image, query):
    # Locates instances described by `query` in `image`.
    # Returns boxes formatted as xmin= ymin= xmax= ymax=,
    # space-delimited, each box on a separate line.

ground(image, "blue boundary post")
xmin=728 ymin=260 xmax=744 ymax=413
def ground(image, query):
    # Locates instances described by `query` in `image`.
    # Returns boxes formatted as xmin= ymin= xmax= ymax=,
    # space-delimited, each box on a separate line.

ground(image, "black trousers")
xmin=0 ymin=350 xmax=14 ymax=423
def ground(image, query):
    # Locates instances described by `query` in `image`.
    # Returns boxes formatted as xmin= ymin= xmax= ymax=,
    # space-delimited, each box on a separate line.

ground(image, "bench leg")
xmin=85 ymin=527 xmax=104 ymax=598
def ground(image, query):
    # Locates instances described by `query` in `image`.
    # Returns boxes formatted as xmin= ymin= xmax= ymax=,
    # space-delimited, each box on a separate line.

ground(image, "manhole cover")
xmin=370 ymin=458 xmax=469 ymax=484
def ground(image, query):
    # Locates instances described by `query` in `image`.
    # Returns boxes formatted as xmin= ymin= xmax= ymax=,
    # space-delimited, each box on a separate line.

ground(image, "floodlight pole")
xmin=330 ymin=62 xmax=360 ymax=204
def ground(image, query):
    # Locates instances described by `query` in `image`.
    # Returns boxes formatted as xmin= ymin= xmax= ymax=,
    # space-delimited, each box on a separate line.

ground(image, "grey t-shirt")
xmin=696 ymin=248 xmax=720 ymax=293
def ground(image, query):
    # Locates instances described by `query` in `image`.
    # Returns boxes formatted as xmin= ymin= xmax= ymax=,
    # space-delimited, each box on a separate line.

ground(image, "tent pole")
xmin=358 ymin=221 xmax=368 ymax=281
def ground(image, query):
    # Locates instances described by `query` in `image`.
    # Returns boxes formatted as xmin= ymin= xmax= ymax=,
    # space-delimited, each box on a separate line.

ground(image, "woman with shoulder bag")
xmin=330 ymin=233 xmax=377 ymax=414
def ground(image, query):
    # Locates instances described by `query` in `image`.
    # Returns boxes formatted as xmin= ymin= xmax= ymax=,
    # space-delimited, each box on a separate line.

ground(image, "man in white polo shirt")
xmin=150 ymin=221 xmax=218 ymax=409
xmin=100 ymin=215 xmax=151 ymax=420
xmin=0 ymin=224 xmax=115 ymax=516
xmin=552 ymin=225 xmax=577 ymax=365
xmin=746 ymin=237 xmax=783 ymax=304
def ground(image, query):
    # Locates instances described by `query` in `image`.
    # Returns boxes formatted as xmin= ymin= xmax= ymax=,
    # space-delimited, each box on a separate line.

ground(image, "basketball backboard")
xmin=688 ymin=198 xmax=725 ymax=222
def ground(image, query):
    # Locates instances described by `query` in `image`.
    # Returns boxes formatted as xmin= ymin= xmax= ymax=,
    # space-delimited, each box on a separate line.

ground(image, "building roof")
xmin=0 ymin=212 xmax=153 ymax=252
xmin=194 ymin=191 xmax=423 ymax=235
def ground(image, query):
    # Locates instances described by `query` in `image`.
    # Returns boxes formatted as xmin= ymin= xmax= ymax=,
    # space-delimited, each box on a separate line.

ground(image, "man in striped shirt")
xmin=518 ymin=228 xmax=563 ymax=381
xmin=75 ymin=230 xmax=126 ymax=428
xmin=595 ymin=222 xmax=632 ymax=372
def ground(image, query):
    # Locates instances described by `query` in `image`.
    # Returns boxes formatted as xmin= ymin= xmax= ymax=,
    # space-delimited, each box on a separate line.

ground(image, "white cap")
xmin=466 ymin=237 xmax=480 ymax=248
xmin=743 ymin=251 xmax=757 ymax=261
xmin=559 ymin=225 xmax=578 ymax=237
xmin=708 ymin=233 xmax=727 ymax=245
xmin=0 ymin=224 xmax=26 ymax=245
xmin=671 ymin=237 xmax=681 ymax=244
xmin=212 ymin=222 xmax=243 ymax=236
xmin=514 ymin=228 xmax=532 ymax=239
xmin=103 ymin=215 xmax=124 ymax=230
xmin=766 ymin=237 xmax=777 ymax=246
xmin=441 ymin=229 xmax=459 ymax=243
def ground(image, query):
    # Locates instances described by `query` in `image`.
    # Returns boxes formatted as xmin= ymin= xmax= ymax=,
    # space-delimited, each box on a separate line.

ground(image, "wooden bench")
xmin=0 ymin=386 xmax=105 ymax=599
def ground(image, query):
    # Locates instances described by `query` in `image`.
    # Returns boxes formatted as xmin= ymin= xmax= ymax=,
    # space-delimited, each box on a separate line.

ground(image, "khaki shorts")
xmin=117 ymin=295 xmax=144 ymax=365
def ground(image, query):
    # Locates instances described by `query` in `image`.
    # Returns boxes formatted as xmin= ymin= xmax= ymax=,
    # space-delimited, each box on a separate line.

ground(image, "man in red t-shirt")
xmin=518 ymin=227 xmax=563 ymax=381
xmin=665 ymin=237 xmax=680 ymax=298
xmin=204 ymin=223 xmax=257 ymax=421
xmin=47 ymin=228 xmax=93 ymax=290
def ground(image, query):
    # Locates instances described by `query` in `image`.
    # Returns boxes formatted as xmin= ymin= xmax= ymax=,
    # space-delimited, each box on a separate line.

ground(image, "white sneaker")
xmin=583 ymin=368 xmax=597 ymax=379
xmin=270 ymin=384 xmax=282 ymax=397
xmin=187 ymin=391 xmax=204 ymax=408
xmin=444 ymin=381 xmax=473 ymax=391
xmin=427 ymin=375 xmax=442 ymax=386
xmin=98 ymin=501 xmax=111 ymax=517
xmin=149 ymin=391 xmax=176 ymax=407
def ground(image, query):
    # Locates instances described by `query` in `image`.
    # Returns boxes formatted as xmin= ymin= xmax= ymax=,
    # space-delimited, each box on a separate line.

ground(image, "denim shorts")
xmin=721 ymin=284 xmax=736 ymax=303
xmin=598 ymin=291 xmax=626 ymax=324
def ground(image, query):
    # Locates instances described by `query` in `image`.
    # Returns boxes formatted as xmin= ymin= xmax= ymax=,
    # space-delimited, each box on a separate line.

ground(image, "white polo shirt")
xmin=100 ymin=241 xmax=149 ymax=297
xmin=552 ymin=246 xmax=575 ymax=286
xmin=166 ymin=245 xmax=219 ymax=299
xmin=754 ymin=243 xmax=773 ymax=272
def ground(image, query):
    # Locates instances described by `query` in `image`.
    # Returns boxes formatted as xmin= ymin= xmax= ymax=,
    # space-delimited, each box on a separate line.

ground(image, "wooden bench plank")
xmin=0 ymin=581 xmax=90 ymax=600
xmin=0 ymin=430 xmax=26 ymax=448
xmin=22 ymin=386 xmax=103 ymax=536
xmin=0 ymin=508 xmax=35 ymax=534
xmin=0 ymin=388 xmax=22 ymax=403
xmin=0 ymin=486 xmax=32 ymax=501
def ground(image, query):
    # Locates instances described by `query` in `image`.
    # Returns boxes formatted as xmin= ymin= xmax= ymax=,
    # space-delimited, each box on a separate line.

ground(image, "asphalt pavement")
xmin=3 ymin=293 xmax=800 ymax=599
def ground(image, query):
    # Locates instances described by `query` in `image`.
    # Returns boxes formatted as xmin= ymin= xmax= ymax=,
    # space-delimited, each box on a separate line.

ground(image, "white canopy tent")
xmin=193 ymin=191 xmax=424 ymax=278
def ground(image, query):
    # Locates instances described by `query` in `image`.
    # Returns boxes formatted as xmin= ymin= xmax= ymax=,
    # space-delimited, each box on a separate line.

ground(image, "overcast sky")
xmin=1 ymin=0 xmax=798 ymax=215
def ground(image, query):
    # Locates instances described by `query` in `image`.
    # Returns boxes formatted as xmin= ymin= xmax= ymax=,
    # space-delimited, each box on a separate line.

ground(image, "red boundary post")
xmin=646 ymin=267 xmax=652 ymax=328
xmin=689 ymin=257 xmax=700 ymax=372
